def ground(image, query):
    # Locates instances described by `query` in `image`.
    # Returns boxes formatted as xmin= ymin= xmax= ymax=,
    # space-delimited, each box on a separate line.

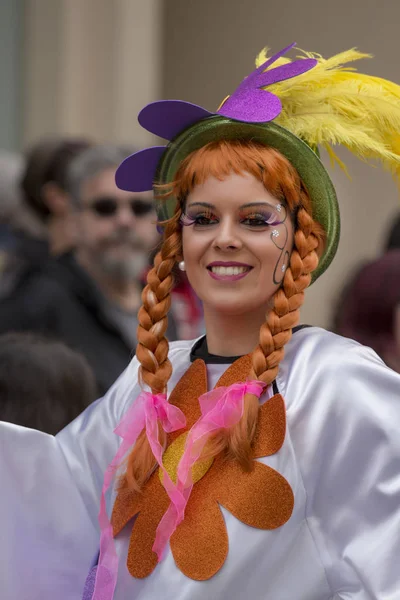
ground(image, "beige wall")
xmin=164 ymin=0 xmax=400 ymax=329
xmin=20 ymin=0 xmax=400 ymax=328
xmin=23 ymin=0 xmax=164 ymax=147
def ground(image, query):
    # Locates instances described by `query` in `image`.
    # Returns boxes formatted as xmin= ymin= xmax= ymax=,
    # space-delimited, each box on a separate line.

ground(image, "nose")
xmin=115 ymin=203 xmax=136 ymax=228
xmin=212 ymin=218 xmax=243 ymax=251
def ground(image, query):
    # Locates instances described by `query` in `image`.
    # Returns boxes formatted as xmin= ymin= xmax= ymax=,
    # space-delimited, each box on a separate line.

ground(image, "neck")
xmin=75 ymin=250 xmax=142 ymax=311
xmin=48 ymin=216 xmax=74 ymax=256
xmin=203 ymin=304 xmax=269 ymax=356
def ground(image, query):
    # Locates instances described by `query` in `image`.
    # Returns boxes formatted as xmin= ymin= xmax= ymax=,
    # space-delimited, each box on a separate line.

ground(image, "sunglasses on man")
xmin=84 ymin=197 xmax=154 ymax=218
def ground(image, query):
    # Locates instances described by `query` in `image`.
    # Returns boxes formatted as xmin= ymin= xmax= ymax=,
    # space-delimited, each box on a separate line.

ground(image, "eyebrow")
xmin=185 ymin=201 xmax=280 ymax=210
xmin=185 ymin=202 xmax=214 ymax=209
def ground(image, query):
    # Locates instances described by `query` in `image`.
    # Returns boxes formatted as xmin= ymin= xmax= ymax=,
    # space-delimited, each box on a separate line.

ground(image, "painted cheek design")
xmin=270 ymin=204 xmax=290 ymax=285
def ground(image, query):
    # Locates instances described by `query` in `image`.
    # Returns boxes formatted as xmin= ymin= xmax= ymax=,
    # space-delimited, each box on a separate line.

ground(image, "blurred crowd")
xmin=332 ymin=219 xmax=400 ymax=372
xmin=0 ymin=137 xmax=204 ymax=434
xmin=0 ymin=137 xmax=399 ymax=437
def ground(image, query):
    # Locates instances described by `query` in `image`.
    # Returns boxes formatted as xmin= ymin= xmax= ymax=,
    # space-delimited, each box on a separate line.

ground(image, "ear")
xmin=41 ymin=182 xmax=70 ymax=217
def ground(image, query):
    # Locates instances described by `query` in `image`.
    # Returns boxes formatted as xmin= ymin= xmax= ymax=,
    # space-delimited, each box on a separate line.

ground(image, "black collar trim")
xmin=190 ymin=324 xmax=311 ymax=396
xmin=190 ymin=324 xmax=310 ymax=364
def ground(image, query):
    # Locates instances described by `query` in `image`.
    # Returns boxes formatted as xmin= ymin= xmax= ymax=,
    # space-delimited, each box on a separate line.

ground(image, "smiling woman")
xmin=118 ymin=138 xmax=324 ymax=533
xmin=176 ymin=141 xmax=322 ymax=337
xmin=183 ymin=174 xmax=293 ymax=312
xmin=1 ymin=43 xmax=400 ymax=600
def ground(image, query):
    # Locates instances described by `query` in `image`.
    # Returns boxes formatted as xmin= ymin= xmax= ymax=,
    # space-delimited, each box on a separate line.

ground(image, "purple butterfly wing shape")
xmin=256 ymin=58 xmax=318 ymax=88
xmin=218 ymin=43 xmax=317 ymax=123
xmin=116 ymin=146 xmax=166 ymax=192
xmin=138 ymin=100 xmax=213 ymax=140
xmin=115 ymin=43 xmax=317 ymax=193
xmin=241 ymin=41 xmax=298 ymax=82
xmin=219 ymin=88 xmax=283 ymax=123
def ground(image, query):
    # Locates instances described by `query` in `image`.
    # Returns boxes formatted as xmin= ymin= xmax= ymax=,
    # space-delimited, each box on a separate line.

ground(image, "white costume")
xmin=1 ymin=327 xmax=400 ymax=599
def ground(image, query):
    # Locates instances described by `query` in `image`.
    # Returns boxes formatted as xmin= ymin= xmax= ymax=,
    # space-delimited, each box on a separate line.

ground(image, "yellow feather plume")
xmin=255 ymin=47 xmax=400 ymax=181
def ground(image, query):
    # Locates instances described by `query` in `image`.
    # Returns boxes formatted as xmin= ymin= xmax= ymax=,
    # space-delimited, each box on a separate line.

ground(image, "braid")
xmin=120 ymin=139 xmax=327 ymax=490
xmin=252 ymin=205 xmax=320 ymax=385
xmin=205 ymin=188 xmax=323 ymax=470
xmin=121 ymin=215 xmax=182 ymax=493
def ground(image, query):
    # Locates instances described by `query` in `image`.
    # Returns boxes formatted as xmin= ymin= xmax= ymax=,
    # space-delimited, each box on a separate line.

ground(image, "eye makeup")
xmin=180 ymin=207 xmax=218 ymax=227
xmin=181 ymin=201 xmax=286 ymax=229
xmin=238 ymin=204 xmax=285 ymax=228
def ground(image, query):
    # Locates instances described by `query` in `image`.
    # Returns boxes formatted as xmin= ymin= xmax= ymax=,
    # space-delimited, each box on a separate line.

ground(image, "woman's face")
xmin=181 ymin=172 xmax=294 ymax=316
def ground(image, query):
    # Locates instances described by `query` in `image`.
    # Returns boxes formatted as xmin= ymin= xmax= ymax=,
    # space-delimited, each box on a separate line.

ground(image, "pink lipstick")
xmin=207 ymin=261 xmax=253 ymax=282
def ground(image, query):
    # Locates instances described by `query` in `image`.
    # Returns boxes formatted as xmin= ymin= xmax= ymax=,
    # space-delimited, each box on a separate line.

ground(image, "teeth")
xmin=210 ymin=266 xmax=249 ymax=275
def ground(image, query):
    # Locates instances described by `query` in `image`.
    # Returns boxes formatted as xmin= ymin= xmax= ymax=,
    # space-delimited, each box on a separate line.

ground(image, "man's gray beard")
xmin=97 ymin=251 xmax=148 ymax=283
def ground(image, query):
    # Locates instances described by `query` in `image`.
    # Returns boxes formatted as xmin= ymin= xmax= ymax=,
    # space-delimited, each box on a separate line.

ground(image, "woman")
xmin=333 ymin=250 xmax=400 ymax=372
xmin=0 ymin=332 xmax=97 ymax=434
xmin=1 ymin=44 xmax=400 ymax=600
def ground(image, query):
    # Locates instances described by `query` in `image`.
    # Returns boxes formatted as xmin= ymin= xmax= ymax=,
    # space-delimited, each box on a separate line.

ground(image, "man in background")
xmin=20 ymin=137 xmax=92 ymax=256
xmin=0 ymin=144 xmax=176 ymax=395
xmin=0 ymin=138 xmax=91 ymax=300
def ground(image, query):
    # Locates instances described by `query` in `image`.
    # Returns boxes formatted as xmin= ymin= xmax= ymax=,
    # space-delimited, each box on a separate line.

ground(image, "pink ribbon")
xmin=152 ymin=381 xmax=266 ymax=560
xmin=92 ymin=391 xmax=186 ymax=600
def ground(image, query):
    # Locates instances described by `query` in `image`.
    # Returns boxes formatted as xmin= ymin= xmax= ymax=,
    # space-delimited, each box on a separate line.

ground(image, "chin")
xmin=204 ymin=295 xmax=269 ymax=317
xmin=99 ymin=254 xmax=145 ymax=280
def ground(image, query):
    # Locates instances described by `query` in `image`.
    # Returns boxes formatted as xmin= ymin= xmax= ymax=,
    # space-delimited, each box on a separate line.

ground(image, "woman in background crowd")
xmin=333 ymin=250 xmax=400 ymax=372
xmin=0 ymin=332 xmax=97 ymax=435
xmin=0 ymin=137 xmax=92 ymax=299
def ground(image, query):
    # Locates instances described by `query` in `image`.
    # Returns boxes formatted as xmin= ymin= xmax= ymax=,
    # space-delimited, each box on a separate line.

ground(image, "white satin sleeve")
xmin=0 ymin=356 xmax=141 ymax=600
xmin=288 ymin=338 xmax=400 ymax=598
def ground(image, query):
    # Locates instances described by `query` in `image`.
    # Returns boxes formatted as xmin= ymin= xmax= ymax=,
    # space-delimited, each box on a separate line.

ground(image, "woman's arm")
xmin=295 ymin=341 xmax=400 ymax=598
xmin=0 ymin=356 xmax=140 ymax=599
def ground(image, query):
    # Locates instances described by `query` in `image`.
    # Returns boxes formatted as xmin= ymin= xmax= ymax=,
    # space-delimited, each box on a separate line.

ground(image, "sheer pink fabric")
xmin=92 ymin=392 xmax=186 ymax=600
xmin=153 ymin=381 xmax=266 ymax=559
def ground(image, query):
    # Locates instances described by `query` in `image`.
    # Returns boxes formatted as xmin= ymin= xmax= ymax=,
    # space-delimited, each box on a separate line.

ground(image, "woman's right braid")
xmin=121 ymin=217 xmax=182 ymax=493
xmin=218 ymin=197 xmax=322 ymax=471
xmin=136 ymin=220 xmax=182 ymax=394
xmin=121 ymin=140 xmax=327 ymax=488
xmin=251 ymin=202 xmax=320 ymax=386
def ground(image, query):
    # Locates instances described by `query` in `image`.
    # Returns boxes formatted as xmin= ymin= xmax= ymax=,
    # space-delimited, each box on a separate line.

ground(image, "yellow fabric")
xmin=112 ymin=357 xmax=293 ymax=581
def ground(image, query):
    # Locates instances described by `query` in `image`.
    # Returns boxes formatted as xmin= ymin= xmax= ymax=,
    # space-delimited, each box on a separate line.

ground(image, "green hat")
xmin=155 ymin=116 xmax=339 ymax=283
xmin=116 ymin=44 xmax=400 ymax=283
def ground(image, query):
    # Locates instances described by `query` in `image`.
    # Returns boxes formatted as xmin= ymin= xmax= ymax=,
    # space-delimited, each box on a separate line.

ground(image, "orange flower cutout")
xmin=112 ymin=356 xmax=294 ymax=581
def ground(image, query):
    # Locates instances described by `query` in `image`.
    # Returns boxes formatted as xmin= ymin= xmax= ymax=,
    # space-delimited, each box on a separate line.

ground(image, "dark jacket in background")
xmin=0 ymin=230 xmax=49 ymax=301
xmin=0 ymin=252 xmax=176 ymax=396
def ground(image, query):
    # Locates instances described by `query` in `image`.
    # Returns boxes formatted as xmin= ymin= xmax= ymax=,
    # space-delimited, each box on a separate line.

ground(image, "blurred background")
xmin=0 ymin=1 xmax=399 ymax=434
xmin=1 ymin=0 xmax=399 ymax=328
